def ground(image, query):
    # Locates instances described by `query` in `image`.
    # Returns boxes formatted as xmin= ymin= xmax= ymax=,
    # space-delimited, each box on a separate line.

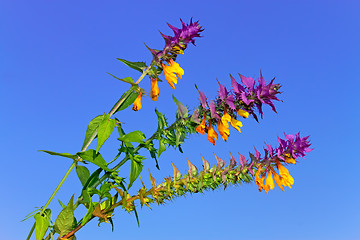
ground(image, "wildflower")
xmin=222 ymin=110 xmax=232 ymax=124
xmin=132 ymin=92 xmax=142 ymax=111
xmin=237 ymin=109 xmax=249 ymax=118
xmin=161 ymin=59 xmax=184 ymax=89
xmin=270 ymin=167 xmax=285 ymax=191
xmin=218 ymin=109 xmax=231 ymax=141
xmin=255 ymin=168 xmax=266 ymax=192
xmin=284 ymin=153 xmax=296 ymax=164
xmin=150 ymin=78 xmax=159 ymax=101
xmin=218 ymin=119 xmax=230 ymax=141
xmin=276 ymin=160 xmax=294 ymax=188
xmin=196 ymin=114 xmax=206 ymax=135
xmin=230 ymin=118 xmax=242 ymax=132
xmin=263 ymin=170 xmax=275 ymax=194
xmin=207 ymin=121 xmax=218 ymax=145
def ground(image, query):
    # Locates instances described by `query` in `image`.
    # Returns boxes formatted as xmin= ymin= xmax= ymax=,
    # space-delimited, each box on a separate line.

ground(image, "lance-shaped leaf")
xmin=214 ymin=153 xmax=225 ymax=168
xmin=171 ymin=162 xmax=181 ymax=181
xmin=107 ymin=73 xmax=135 ymax=85
xmin=201 ymin=155 xmax=210 ymax=171
xmin=82 ymin=168 xmax=102 ymax=190
xmin=54 ymin=195 xmax=75 ymax=236
xmin=239 ymin=153 xmax=248 ymax=168
xmin=229 ymin=153 xmax=237 ymax=169
xmin=34 ymin=209 xmax=51 ymax=240
xmin=155 ymin=108 xmax=168 ymax=130
xmin=81 ymin=115 xmax=105 ymax=150
xmin=76 ymin=165 xmax=90 ymax=187
xmin=191 ymin=109 xmax=200 ymax=124
xmin=172 ymin=95 xmax=188 ymax=119
xmin=148 ymin=169 xmax=157 ymax=188
xmin=38 ymin=150 xmax=77 ymax=160
xmin=112 ymin=87 xmax=139 ymax=114
xmin=77 ymin=150 xmax=112 ymax=172
xmin=117 ymin=58 xmax=147 ymax=73
xmin=128 ymin=155 xmax=144 ymax=190
xmin=158 ymin=138 xmax=166 ymax=157
xmin=187 ymin=159 xmax=198 ymax=177
xmin=82 ymin=201 xmax=95 ymax=226
xmin=96 ymin=114 xmax=116 ymax=153
xmin=118 ymin=131 xmax=145 ymax=143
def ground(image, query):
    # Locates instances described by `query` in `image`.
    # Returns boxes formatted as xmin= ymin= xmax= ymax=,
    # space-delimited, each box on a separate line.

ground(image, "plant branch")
xmin=28 ymin=65 xmax=152 ymax=240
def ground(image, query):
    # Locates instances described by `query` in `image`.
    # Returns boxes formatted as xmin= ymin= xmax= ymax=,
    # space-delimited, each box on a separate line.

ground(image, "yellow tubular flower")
xmin=237 ymin=109 xmax=249 ymax=118
xmin=207 ymin=121 xmax=218 ymax=145
xmin=255 ymin=168 xmax=266 ymax=192
xmin=150 ymin=78 xmax=159 ymax=101
xmin=161 ymin=59 xmax=184 ymax=89
xmin=276 ymin=160 xmax=294 ymax=188
xmin=132 ymin=92 xmax=142 ymax=111
xmin=264 ymin=171 xmax=275 ymax=194
xmin=196 ymin=114 xmax=206 ymax=135
xmin=218 ymin=119 xmax=230 ymax=141
xmin=230 ymin=117 xmax=243 ymax=132
xmin=284 ymin=153 xmax=296 ymax=164
xmin=270 ymin=167 xmax=285 ymax=192
xmin=222 ymin=111 xmax=232 ymax=126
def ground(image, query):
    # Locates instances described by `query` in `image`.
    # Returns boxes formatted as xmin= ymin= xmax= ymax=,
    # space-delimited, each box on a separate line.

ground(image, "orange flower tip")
xmin=132 ymin=92 xmax=142 ymax=111
xmin=150 ymin=78 xmax=159 ymax=101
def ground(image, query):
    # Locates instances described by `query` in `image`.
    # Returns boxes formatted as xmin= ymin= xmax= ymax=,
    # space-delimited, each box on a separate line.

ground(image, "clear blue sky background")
xmin=1 ymin=1 xmax=359 ymax=240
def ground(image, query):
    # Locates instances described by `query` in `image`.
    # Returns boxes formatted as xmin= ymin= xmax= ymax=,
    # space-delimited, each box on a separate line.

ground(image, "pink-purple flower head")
xmin=230 ymin=72 xmax=282 ymax=120
xmin=275 ymin=132 xmax=313 ymax=163
xmin=166 ymin=18 xmax=203 ymax=48
xmin=149 ymin=19 xmax=203 ymax=63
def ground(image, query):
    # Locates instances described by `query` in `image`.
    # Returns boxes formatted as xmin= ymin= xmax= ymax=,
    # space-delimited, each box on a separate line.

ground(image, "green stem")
xmin=27 ymin=65 xmax=152 ymax=240
xmin=25 ymin=223 xmax=36 ymax=240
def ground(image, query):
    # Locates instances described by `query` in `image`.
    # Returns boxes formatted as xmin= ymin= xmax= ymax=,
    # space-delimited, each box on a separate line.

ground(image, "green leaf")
xmin=77 ymin=150 xmax=113 ymax=172
xmin=54 ymin=195 xmax=75 ymax=236
xmin=58 ymin=200 xmax=66 ymax=208
xmin=81 ymin=189 xmax=91 ymax=204
xmin=34 ymin=210 xmax=50 ymax=240
xmin=96 ymin=114 xmax=116 ymax=153
xmin=172 ymin=95 xmax=188 ymax=119
xmin=76 ymin=166 xmax=90 ymax=187
xmin=128 ymin=155 xmax=144 ymax=190
xmin=117 ymin=58 xmax=147 ymax=73
xmin=81 ymin=115 xmax=105 ymax=150
xmin=82 ymin=202 xmax=94 ymax=226
xmin=155 ymin=108 xmax=167 ymax=130
xmin=158 ymin=139 xmax=166 ymax=157
xmin=133 ymin=206 xmax=140 ymax=227
xmin=39 ymin=150 xmax=77 ymax=160
xmin=107 ymin=73 xmax=134 ymax=84
xmin=117 ymin=89 xmax=139 ymax=112
xmin=118 ymin=131 xmax=145 ymax=143
xmin=110 ymin=88 xmax=139 ymax=114
xmin=82 ymin=168 xmax=102 ymax=190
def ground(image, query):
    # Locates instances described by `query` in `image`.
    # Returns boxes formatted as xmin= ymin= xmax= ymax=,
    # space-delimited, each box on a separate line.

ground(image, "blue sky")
xmin=1 ymin=1 xmax=359 ymax=240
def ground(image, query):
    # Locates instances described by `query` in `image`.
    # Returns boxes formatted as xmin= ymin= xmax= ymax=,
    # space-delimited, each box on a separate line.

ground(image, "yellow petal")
xmin=207 ymin=121 xmax=218 ymax=145
xmin=217 ymin=120 xmax=230 ymax=141
xmin=264 ymin=171 xmax=275 ymax=194
xmin=196 ymin=115 xmax=206 ymax=135
xmin=237 ymin=109 xmax=249 ymax=118
xmin=161 ymin=60 xmax=184 ymax=89
xmin=230 ymin=117 xmax=243 ymax=132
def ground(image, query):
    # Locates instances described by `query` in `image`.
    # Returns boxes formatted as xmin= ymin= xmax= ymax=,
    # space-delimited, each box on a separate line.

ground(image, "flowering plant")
xmin=24 ymin=19 xmax=312 ymax=240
